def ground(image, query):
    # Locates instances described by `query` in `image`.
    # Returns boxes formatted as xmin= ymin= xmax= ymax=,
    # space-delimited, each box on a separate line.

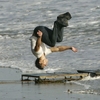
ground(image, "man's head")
xmin=35 ymin=58 xmax=48 ymax=70
xmin=57 ymin=12 xmax=72 ymax=27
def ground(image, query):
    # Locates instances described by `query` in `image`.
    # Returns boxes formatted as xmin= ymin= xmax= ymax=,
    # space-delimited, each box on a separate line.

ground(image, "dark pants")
xmin=33 ymin=21 xmax=64 ymax=47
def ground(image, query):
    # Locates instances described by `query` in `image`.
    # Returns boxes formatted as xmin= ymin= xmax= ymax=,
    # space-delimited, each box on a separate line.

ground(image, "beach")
xmin=0 ymin=68 xmax=100 ymax=100
xmin=0 ymin=0 xmax=100 ymax=99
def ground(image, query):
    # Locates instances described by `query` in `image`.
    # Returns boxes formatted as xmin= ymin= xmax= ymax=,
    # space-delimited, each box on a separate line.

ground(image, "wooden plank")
xmin=39 ymin=73 xmax=88 ymax=79
xmin=21 ymin=72 xmax=89 ymax=83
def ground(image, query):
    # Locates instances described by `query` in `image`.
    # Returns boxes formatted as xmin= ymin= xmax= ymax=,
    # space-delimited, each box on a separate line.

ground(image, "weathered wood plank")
xmin=39 ymin=73 xmax=88 ymax=79
xmin=21 ymin=72 xmax=89 ymax=83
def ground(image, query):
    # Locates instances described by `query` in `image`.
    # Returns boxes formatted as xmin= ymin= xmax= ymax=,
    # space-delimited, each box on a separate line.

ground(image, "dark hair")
xmin=35 ymin=58 xmax=44 ymax=70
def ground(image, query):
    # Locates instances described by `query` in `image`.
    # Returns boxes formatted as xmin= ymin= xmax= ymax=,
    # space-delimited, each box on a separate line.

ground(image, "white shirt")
xmin=30 ymin=36 xmax=51 ymax=58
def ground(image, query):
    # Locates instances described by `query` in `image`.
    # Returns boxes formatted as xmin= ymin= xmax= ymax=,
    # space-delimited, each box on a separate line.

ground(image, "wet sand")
xmin=0 ymin=68 xmax=100 ymax=100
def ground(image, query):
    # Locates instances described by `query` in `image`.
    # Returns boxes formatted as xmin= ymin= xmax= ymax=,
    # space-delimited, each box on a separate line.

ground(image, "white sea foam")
xmin=74 ymin=89 xmax=99 ymax=95
xmin=44 ymin=68 xmax=61 ymax=73
xmin=82 ymin=75 xmax=100 ymax=81
xmin=71 ymin=81 xmax=90 ymax=89
xmin=88 ymin=21 xmax=99 ymax=25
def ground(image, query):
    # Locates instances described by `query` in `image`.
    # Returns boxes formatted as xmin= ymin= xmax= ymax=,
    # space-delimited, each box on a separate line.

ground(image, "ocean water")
xmin=0 ymin=0 xmax=100 ymax=95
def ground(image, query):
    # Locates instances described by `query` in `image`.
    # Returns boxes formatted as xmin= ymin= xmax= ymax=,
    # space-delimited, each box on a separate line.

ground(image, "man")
xmin=30 ymin=30 xmax=77 ymax=70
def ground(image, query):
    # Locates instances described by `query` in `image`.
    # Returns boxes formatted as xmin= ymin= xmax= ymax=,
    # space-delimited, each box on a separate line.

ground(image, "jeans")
xmin=33 ymin=21 xmax=64 ymax=47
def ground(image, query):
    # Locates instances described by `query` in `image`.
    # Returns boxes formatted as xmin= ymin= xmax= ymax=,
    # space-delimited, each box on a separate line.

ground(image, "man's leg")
xmin=53 ymin=21 xmax=64 ymax=42
xmin=33 ymin=26 xmax=58 ymax=47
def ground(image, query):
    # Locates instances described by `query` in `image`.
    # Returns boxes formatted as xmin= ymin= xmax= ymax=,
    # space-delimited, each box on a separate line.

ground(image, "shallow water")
xmin=0 ymin=0 xmax=100 ymax=95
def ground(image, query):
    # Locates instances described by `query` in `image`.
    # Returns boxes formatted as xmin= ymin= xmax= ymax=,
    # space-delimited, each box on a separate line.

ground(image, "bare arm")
xmin=34 ymin=30 xmax=42 ymax=52
xmin=50 ymin=46 xmax=77 ymax=52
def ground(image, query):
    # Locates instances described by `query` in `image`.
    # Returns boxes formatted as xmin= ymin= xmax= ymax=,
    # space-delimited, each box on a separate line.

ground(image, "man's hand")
xmin=37 ymin=30 xmax=43 ymax=37
xmin=72 ymin=47 xmax=78 ymax=52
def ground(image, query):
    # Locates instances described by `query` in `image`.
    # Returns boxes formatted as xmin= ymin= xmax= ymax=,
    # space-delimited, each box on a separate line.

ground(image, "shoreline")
xmin=0 ymin=67 xmax=100 ymax=100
